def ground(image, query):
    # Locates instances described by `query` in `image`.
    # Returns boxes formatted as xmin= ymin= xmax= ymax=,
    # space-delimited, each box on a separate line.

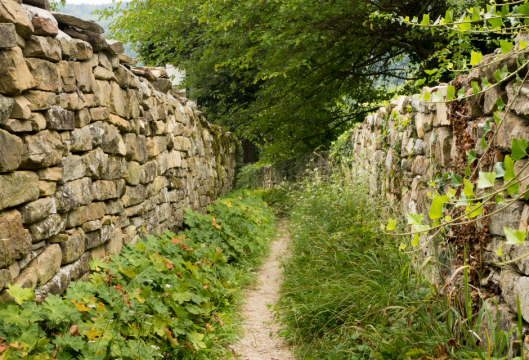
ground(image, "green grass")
xmin=274 ymin=170 xmax=483 ymax=359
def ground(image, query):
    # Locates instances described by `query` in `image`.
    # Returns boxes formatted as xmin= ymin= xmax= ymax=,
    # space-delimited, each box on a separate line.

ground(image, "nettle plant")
xmin=385 ymin=1 xmax=529 ymax=267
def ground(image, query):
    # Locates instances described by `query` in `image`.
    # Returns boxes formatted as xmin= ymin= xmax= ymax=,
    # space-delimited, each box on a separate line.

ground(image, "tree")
xmin=101 ymin=0 xmax=459 ymax=162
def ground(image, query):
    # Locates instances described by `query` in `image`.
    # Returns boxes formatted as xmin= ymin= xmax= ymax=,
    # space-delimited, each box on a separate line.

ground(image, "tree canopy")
xmin=101 ymin=0 xmax=465 ymax=162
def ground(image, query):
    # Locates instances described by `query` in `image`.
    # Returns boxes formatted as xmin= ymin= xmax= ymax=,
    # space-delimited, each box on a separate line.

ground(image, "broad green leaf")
xmin=423 ymin=90 xmax=431 ymax=101
xmin=463 ymin=179 xmax=474 ymax=197
xmin=488 ymin=17 xmax=503 ymax=29
xmin=7 ymin=284 xmax=34 ymax=305
xmin=467 ymin=149 xmax=477 ymax=164
xmin=484 ymin=119 xmax=491 ymax=134
xmin=521 ymin=41 xmax=527 ymax=50
xmin=524 ymin=184 xmax=529 ymax=200
xmin=496 ymin=97 xmax=505 ymax=111
xmin=482 ymin=77 xmax=491 ymax=90
xmin=481 ymin=137 xmax=487 ymax=150
xmin=411 ymin=233 xmax=419 ymax=246
xmin=467 ymin=202 xmax=483 ymax=218
xmin=465 ymin=165 xmax=471 ymax=177
xmin=451 ymin=174 xmax=463 ymax=187
xmin=504 ymin=155 xmax=515 ymax=181
xmin=504 ymin=226 xmax=527 ymax=245
xmin=188 ymin=331 xmax=206 ymax=350
xmin=470 ymin=51 xmax=483 ymax=66
xmin=478 ymin=171 xmax=496 ymax=189
xmin=495 ymin=193 xmax=505 ymax=205
xmin=500 ymin=40 xmax=513 ymax=54
xmin=172 ymin=291 xmax=193 ymax=304
xmin=399 ymin=242 xmax=406 ymax=251
xmin=424 ymin=69 xmax=437 ymax=75
xmin=445 ymin=9 xmax=453 ymax=23
xmin=512 ymin=138 xmax=528 ymax=160
xmin=421 ymin=14 xmax=429 ymax=25
xmin=429 ymin=194 xmax=449 ymax=220
xmin=458 ymin=16 xmax=471 ymax=31
xmin=472 ymin=6 xmax=481 ymax=21
xmin=494 ymin=69 xmax=502 ymax=83
xmin=432 ymin=90 xmax=443 ymax=102
xmin=494 ymin=162 xmax=505 ymax=178
xmin=458 ymin=87 xmax=466 ymax=99
xmin=493 ymin=111 xmax=501 ymax=125
xmin=508 ymin=181 xmax=520 ymax=196
xmin=471 ymin=81 xmax=480 ymax=94
xmin=407 ymin=212 xmax=424 ymax=226
xmin=500 ymin=65 xmax=509 ymax=79
xmin=386 ymin=218 xmax=396 ymax=230
xmin=446 ymin=86 xmax=455 ymax=100
xmin=448 ymin=188 xmax=456 ymax=198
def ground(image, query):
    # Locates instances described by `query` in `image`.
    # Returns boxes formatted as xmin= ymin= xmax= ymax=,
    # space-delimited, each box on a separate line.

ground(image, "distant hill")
xmin=57 ymin=3 xmax=137 ymax=60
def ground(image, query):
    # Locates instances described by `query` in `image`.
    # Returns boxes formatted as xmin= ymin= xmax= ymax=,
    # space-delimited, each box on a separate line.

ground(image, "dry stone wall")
xmin=352 ymin=39 xmax=529 ymax=353
xmin=0 ymin=0 xmax=238 ymax=303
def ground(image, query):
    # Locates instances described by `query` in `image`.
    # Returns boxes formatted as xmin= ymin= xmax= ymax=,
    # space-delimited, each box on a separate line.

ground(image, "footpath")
xmin=235 ymin=222 xmax=293 ymax=360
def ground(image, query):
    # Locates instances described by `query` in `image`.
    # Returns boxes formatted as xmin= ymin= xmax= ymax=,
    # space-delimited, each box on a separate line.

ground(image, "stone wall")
xmin=0 ymin=0 xmax=238 ymax=302
xmin=351 ymin=39 xmax=529 ymax=354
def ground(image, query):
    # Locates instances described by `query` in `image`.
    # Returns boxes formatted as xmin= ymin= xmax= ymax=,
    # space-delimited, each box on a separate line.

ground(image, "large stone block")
xmin=57 ymin=60 xmax=76 ymax=93
xmin=91 ymin=180 xmax=117 ymax=201
xmin=494 ymin=112 xmax=529 ymax=151
xmin=0 ymin=23 xmax=17 ymax=49
xmin=122 ymin=184 xmax=145 ymax=207
xmin=147 ymin=136 xmax=167 ymax=157
xmin=82 ymin=147 xmax=108 ymax=179
xmin=59 ymin=154 xmax=85 ymax=183
xmin=44 ymin=105 xmax=74 ymax=130
xmin=51 ymin=12 xmax=104 ymax=33
xmin=0 ymin=0 xmax=34 ymax=38
xmin=58 ymin=228 xmax=85 ymax=264
xmin=23 ymin=35 xmax=61 ymax=62
xmin=23 ymin=90 xmax=55 ymax=111
xmin=54 ymin=177 xmax=92 ymax=212
xmin=29 ymin=213 xmax=65 ymax=242
xmin=18 ymin=196 xmax=55 ymax=224
xmin=26 ymin=57 xmax=59 ymax=92
xmin=20 ymin=129 xmax=63 ymax=168
xmin=0 ymin=171 xmax=39 ymax=210
xmin=489 ymin=201 xmax=525 ymax=236
xmin=0 ymin=129 xmax=24 ymax=172
xmin=0 ymin=209 xmax=31 ymax=268
xmin=70 ymin=125 xmax=93 ymax=152
xmin=100 ymin=155 xmax=126 ymax=180
xmin=109 ymin=81 xmax=128 ymax=118
xmin=27 ymin=243 xmax=61 ymax=286
xmin=73 ymin=61 xmax=94 ymax=93
xmin=124 ymin=133 xmax=148 ymax=164
xmin=0 ymin=47 xmax=35 ymax=95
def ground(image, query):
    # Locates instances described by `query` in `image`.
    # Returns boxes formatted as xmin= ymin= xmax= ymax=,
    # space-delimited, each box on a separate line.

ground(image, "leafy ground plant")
xmin=0 ymin=190 xmax=274 ymax=360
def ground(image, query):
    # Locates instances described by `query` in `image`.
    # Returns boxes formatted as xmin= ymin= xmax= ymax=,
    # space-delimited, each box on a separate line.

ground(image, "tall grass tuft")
xmin=275 ymin=167 xmax=522 ymax=359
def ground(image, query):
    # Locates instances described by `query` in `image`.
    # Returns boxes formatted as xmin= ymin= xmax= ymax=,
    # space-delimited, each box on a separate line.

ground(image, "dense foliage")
xmin=98 ymin=0 xmax=464 ymax=162
xmin=0 ymin=191 xmax=274 ymax=360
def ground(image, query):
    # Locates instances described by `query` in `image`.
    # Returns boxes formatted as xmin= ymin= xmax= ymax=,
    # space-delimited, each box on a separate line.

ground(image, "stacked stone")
xmin=351 ymin=38 xmax=529 ymax=355
xmin=0 ymin=0 xmax=237 ymax=302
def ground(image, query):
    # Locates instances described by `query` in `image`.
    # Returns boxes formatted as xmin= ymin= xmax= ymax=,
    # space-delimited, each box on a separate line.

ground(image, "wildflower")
xmin=89 ymin=341 xmax=95 ymax=343
xmin=129 ymin=259 xmax=135 ymax=263
xmin=165 ymin=284 xmax=172 ymax=289
xmin=157 ymin=354 xmax=164 ymax=358
xmin=145 ymin=322 xmax=152 ymax=325
xmin=88 ymin=304 xmax=96 ymax=308
xmin=145 ymin=314 xmax=153 ymax=318
xmin=151 ymin=345 xmax=160 ymax=350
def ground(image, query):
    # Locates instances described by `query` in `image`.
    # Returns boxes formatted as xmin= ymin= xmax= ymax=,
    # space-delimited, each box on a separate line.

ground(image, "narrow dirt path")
xmin=235 ymin=221 xmax=293 ymax=360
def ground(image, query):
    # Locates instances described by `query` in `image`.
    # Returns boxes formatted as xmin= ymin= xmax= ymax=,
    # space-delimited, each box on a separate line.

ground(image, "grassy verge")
xmin=274 ymin=170 xmax=489 ymax=359
xmin=0 ymin=190 xmax=275 ymax=360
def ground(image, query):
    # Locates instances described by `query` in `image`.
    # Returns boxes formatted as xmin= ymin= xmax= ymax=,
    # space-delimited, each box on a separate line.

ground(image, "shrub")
xmin=0 ymin=190 xmax=274 ymax=360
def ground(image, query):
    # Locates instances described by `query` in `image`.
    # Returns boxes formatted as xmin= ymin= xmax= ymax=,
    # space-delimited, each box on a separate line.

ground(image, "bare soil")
xmin=235 ymin=222 xmax=293 ymax=360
